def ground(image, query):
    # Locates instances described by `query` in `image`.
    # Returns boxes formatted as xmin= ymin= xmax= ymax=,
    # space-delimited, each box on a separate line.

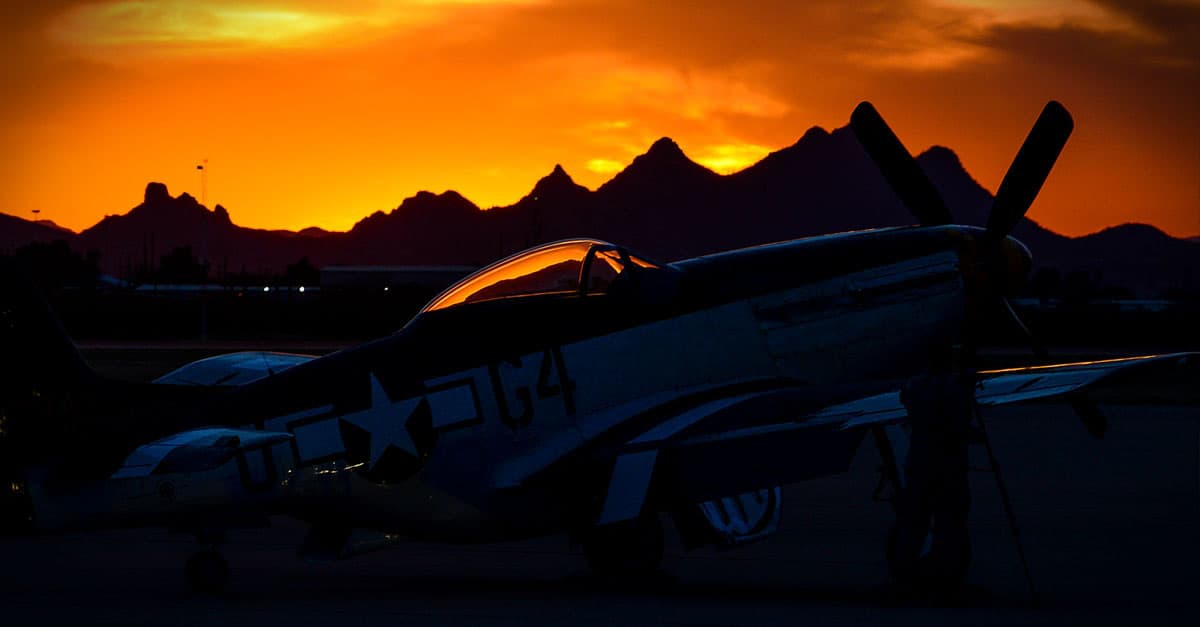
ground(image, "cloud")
xmin=45 ymin=0 xmax=546 ymax=59
xmin=585 ymin=158 xmax=624 ymax=174
xmin=544 ymin=54 xmax=789 ymax=121
xmin=1 ymin=0 xmax=1197 ymax=235
xmin=691 ymin=143 xmax=773 ymax=173
xmin=50 ymin=2 xmax=353 ymax=47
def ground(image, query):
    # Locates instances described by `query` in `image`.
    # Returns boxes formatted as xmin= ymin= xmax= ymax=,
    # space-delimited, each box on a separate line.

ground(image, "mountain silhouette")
xmin=0 ymin=213 xmax=75 ymax=252
xmin=346 ymin=190 xmax=497 ymax=266
xmin=1045 ymin=223 xmax=1199 ymax=297
xmin=3 ymin=126 xmax=1196 ymax=296
xmin=497 ymin=164 xmax=598 ymax=251
xmin=76 ymin=182 xmax=331 ymax=277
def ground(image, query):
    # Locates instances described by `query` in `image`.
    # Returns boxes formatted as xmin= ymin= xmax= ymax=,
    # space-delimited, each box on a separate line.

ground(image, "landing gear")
xmin=581 ymin=515 xmax=665 ymax=577
xmin=873 ymin=370 xmax=975 ymax=601
xmin=184 ymin=548 xmax=229 ymax=595
xmin=886 ymin=509 xmax=971 ymax=597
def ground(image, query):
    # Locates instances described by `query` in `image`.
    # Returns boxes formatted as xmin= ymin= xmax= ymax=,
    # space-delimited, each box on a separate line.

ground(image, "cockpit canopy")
xmin=419 ymin=239 xmax=666 ymax=313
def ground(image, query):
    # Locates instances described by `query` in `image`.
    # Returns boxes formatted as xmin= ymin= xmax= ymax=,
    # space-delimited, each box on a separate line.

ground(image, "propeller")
xmin=850 ymin=100 xmax=1073 ymax=361
xmin=854 ymin=102 xmax=1084 ymax=608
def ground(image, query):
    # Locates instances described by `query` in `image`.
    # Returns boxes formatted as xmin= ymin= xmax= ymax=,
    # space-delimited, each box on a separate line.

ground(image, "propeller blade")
xmin=850 ymin=102 xmax=953 ymax=226
xmin=999 ymin=296 xmax=1048 ymax=362
xmin=987 ymin=101 xmax=1074 ymax=237
xmin=1069 ymin=397 xmax=1108 ymax=439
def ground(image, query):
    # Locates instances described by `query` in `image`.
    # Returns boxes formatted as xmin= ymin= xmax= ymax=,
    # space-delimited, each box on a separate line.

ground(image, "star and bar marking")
xmin=261 ymin=372 xmax=483 ymax=472
xmin=339 ymin=375 xmax=421 ymax=470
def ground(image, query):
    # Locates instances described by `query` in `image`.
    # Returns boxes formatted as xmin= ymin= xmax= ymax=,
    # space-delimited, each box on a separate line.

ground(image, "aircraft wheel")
xmin=582 ymin=516 xmax=664 ymax=577
xmin=185 ymin=548 xmax=229 ymax=595
xmin=887 ymin=513 xmax=971 ymax=599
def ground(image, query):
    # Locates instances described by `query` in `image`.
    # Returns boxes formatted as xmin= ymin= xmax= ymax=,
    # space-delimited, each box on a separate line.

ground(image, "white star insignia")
xmin=338 ymin=374 xmax=420 ymax=470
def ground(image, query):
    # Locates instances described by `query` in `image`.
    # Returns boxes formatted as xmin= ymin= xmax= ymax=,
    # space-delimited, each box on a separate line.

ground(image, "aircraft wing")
xmin=590 ymin=352 xmax=1199 ymax=524
xmin=827 ymin=352 xmax=1199 ymax=429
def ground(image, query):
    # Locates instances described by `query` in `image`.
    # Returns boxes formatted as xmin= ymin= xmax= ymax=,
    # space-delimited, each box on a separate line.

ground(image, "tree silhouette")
xmin=10 ymin=241 xmax=99 ymax=290
xmin=284 ymin=256 xmax=320 ymax=286
xmin=158 ymin=246 xmax=208 ymax=284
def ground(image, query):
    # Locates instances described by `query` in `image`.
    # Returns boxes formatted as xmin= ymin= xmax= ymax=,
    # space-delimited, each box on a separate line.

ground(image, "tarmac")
xmin=0 ymin=350 xmax=1196 ymax=625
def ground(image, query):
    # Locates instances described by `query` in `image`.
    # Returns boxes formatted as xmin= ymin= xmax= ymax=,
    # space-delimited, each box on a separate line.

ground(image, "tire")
xmin=185 ymin=548 xmax=230 ymax=595
xmin=582 ymin=516 xmax=665 ymax=577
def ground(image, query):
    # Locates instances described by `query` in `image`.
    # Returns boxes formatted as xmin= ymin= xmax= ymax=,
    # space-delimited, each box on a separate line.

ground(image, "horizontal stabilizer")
xmin=111 ymin=428 xmax=292 ymax=478
xmin=154 ymin=352 xmax=315 ymax=387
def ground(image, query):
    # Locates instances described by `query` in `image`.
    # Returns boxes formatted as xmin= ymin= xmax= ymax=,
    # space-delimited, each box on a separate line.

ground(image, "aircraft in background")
xmin=1 ymin=101 xmax=1195 ymax=593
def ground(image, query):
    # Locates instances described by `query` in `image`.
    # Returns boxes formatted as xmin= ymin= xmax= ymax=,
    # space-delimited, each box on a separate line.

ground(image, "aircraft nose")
xmin=962 ymin=232 xmax=1033 ymax=295
xmin=1000 ymin=236 xmax=1033 ymax=291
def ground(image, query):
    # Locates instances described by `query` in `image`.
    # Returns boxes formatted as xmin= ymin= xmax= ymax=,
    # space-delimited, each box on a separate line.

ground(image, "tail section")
xmin=0 ymin=257 xmax=97 ymax=531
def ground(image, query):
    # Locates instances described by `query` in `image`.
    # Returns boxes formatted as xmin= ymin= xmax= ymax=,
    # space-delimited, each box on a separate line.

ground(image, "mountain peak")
xmin=33 ymin=218 xmax=73 ymax=233
xmin=1087 ymin=222 xmax=1171 ymax=240
xmin=213 ymin=204 xmax=232 ymax=225
xmin=733 ymin=124 xmax=859 ymax=181
xmin=537 ymin=164 xmax=576 ymax=188
xmin=519 ymin=163 xmax=589 ymax=206
xmin=647 ymin=137 xmax=684 ymax=159
xmin=144 ymin=181 xmax=170 ymax=205
xmin=797 ymin=126 xmax=830 ymax=144
xmin=917 ymin=145 xmax=963 ymax=171
xmin=393 ymin=189 xmax=479 ymax=217
xmin=594 ymin=135 xmax=719 ymax=204
xmin=624 ymin=136 xmax=706 ymax=173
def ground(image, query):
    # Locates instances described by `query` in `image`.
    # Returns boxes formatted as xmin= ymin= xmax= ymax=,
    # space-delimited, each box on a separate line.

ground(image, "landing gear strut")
xmin=581 ymin=515 xmax=664 ymax=577
xmin=185 ymin=548 xmax=229 ymax=594
xmin=874 ymin=370 xmax=974 ymax=599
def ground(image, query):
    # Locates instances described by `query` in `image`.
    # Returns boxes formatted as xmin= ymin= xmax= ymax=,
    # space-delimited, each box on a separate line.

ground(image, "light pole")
xmin=197 ymin=159 xmax=208 ymax=205
xmin=195 ymin=159 xmax=211 ymax=340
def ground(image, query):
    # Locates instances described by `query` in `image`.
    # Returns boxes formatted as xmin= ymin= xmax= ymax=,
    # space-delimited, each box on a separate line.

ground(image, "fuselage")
xmin=30 ymin=224 xmax=1020 ymax=540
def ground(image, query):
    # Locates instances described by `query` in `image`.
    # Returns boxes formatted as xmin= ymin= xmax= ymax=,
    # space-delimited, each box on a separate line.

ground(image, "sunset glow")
xmin=2 ymin=1 xmax=1197 ymax=236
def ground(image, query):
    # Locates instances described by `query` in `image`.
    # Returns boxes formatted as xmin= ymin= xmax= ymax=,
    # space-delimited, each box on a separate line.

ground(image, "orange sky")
xmin=1 ymin=0 xmax=1197 ymax=237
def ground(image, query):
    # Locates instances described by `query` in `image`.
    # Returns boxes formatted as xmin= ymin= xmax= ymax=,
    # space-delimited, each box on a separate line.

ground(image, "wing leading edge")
xmin=826 ymin=352 xmax=1199 ymax=430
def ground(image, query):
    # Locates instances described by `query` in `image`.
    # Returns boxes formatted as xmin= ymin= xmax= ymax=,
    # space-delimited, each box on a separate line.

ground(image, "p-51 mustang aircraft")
xmin=1 ymin=102 xmax=1195 ymax=594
